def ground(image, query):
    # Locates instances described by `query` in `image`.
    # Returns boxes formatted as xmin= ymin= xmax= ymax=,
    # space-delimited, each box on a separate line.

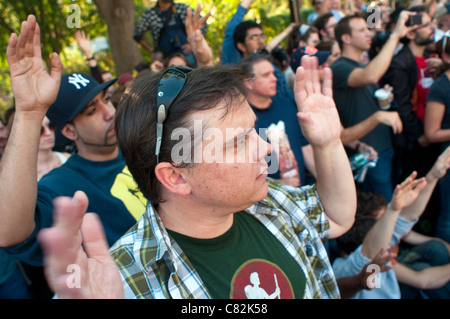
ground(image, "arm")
xmin=400 ymin=145 xmax=450 ymax=221
xmin=394 ymin=262 xmax=450 ymax=290
xmin=340 ymin=110 xmax=403 ymax=145
xmin=403 ymin=230 xmax=450 ymax=255
xmin=361 ymin=172 xmax=427 ymax=259
xmin=337 ymin=248 xmax=394 ymax=299
xmin=0 ymin=15 xmax=63 ymax=246
xmin=294 ymin=55 xmax=356 ymax=238
xmin=133 ymin=10 xmax=155 ymax=52
xmin=301 ymin=144 xmax=317 ymax=178
xmin=265 ymin=23 xmax=296 ymax=53
xmin=220 ymin=0 xmax=253 ymax=64
xmin=425 ymin=101 xmax=450 ymax=143
xmin=347 ymin=11 xmax=413 ymax=87
xmin=74 ymin=30 xmax=103 ymax=83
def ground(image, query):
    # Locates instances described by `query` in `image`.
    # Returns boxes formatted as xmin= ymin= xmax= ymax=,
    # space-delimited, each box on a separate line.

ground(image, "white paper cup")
xmin=374 ymin=88 xmax=391 ymax=110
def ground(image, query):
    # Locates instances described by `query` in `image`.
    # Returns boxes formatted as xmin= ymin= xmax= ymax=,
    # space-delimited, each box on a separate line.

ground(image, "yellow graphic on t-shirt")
xmin=110 ymin=166 xmax=147 ymax=220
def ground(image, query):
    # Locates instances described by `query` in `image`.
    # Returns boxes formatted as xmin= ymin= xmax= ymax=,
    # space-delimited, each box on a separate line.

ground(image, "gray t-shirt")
xmin=331 ymin=57 xmax=392 ymax=152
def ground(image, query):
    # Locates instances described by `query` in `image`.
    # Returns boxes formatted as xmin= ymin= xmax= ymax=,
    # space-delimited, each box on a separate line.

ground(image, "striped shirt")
xmin=110 ymin=178 xmax=340 ymax=299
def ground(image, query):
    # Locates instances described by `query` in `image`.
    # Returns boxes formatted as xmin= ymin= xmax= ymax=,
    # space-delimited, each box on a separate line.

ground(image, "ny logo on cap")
xmin=68 ymin=74 xmax=90 ymax=89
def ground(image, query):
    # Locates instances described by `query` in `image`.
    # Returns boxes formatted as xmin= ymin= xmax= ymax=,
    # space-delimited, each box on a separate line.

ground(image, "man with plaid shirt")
xmin=13 ymin=13 xmax=356 ymax=298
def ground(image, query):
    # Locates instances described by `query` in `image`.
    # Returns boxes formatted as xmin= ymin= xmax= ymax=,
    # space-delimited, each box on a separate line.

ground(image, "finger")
xmin=81 ymin=213 xmax=113 ymax=262
xmin=6 ymin=33 xmax=19 ymax=66
xmin=199 ymin=10 xmax=212 ymax=26
xmin=52 ymin=191 xmax=89 ymax=239
xmin=16 ymin=20 xmax=30 ymax=61
xmin=410 ymin=177 xmax=427 ymax=191
xmin=302 ymin=56 xmax=314 ymax=95
xmin=186 ymin=7 xmax=193 ymax=32
xmin=193 ymin=4 xmax=201 ymax=23
xmin=309 ymin=56 xmax=321 ymax=93
xmin=49 ymin=52 xmax=63 ymax=81
xmin=33 ymin=22 xmax=42 ymax=59
xmin=400 ymin=171 xmax=418 ymax=188
xmin=25 ymin=15 xmax=37 ymax=58
xmin=294 ymin=66 xmax=307 ymax=110
xmin=322 ymin=67 xmax=333 ymax=98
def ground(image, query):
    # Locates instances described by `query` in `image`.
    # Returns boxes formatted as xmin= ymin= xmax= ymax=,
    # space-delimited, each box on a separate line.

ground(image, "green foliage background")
xmin=0 ymin=0 xmax=316 ymax=117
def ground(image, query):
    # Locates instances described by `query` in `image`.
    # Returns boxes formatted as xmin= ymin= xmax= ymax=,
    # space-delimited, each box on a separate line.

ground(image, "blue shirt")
xmin=5 ymin=152 xmax=147 ymax=266
xmin=251 ymin=94 xmax=309 ymax=185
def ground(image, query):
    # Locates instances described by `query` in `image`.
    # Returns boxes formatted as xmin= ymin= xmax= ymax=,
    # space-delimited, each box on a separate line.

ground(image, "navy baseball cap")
xmin=290 ymin=46 xmax=331 ymax=72
xmin=47 ymin=73 xmax=116 ymax=130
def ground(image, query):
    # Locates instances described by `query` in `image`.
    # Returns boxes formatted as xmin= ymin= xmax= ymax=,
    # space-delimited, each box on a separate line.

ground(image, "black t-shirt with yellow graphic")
xmin=168 ymin=211 xmax=306 ymax=299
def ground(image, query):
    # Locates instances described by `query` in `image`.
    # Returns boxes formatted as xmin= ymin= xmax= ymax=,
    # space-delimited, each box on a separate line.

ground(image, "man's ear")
xmin=406 ymin=29 xmax=416 ymax=41
xmin=60 ymin=123 xmax=77 ymax=141
xmin=236 ymin=42 xmax=247 ymax=56
xmin=243 ymin=77 xmax=253 ymax=90
xmin=154 ymin=163 xmax=191 ymax=196
xmin=341 ymin=33 xmax=351 ymax=46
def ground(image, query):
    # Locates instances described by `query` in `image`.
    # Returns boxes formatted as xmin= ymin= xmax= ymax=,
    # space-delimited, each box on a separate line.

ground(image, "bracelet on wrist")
xmin=86 ymin=56 xmax=95 ymax=61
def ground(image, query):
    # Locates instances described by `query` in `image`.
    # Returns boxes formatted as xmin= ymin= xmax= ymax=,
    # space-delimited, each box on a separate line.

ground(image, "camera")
xmin=406 ymin=14 xmax=422 ymax=26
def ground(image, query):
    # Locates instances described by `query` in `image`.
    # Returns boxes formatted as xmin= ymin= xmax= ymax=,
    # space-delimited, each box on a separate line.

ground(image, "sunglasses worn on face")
xmin=155 ymin=65 xmax=192 ymax=163
xmin=41 ymin=123 xmax=56 ymax=136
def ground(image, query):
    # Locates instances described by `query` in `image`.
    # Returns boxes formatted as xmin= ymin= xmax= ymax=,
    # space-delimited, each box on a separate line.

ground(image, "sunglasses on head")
xmin=155 ymin=65 xmax=192 ymax=163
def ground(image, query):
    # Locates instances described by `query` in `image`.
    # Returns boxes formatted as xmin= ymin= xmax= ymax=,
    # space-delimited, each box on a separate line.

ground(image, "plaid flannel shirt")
xmin=133 ymin=3 xmax=208 ymax=45
xmin=110 ymin=178 xmax=340 ymax=299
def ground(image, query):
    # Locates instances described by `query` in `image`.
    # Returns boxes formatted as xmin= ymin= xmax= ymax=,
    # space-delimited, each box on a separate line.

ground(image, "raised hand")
xmin=39 ymin=191 xmax=123 ymax=299
xmin=75 ymin=29 xmax=93 ymax=58
xmin=185 ymin=5 xmax=212 ymax=66
xmin=6 ymin=15 xmax=62 ymax=115
xmin=428 ymin=145 xmax=450 ymax=180
xmin=294 ymin=55 xmax=341 ymax=148
xmin=389 ymin=171 xmax=427 ymax=212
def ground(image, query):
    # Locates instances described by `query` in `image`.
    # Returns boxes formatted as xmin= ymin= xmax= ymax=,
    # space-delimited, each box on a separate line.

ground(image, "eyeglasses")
xmin=247 ymin=33 xmax=268 ymax=42
xmin=155 ymin=65 xmax=192 ymax=163
xmin=40 ymin=122 xmax=55 ymax=136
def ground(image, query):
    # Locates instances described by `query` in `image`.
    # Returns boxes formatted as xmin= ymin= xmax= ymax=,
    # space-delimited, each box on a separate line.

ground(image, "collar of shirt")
xmin=112 ymin=178 xmax=340 ymax=299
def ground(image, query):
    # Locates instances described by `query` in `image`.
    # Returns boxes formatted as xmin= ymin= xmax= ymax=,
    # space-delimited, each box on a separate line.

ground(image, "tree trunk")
xmin=93 ymin=0 xmax=143 ymax=76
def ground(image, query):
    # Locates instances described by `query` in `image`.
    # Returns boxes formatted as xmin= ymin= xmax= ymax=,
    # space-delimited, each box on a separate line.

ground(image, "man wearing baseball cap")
xmin=0 ymin=15 xmax=147 ymax=296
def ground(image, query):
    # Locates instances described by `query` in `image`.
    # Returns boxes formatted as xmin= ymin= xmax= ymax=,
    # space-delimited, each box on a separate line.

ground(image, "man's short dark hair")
xmin=233 ymin=20 xmax=262 ymax=56
xmin=334 ymin=13 xmax=365 ymax=50
xmin=336 ymin=191 xmax=387 ymax=254
xmin=237 ymin=53 xmax=273 ymax=79
xmin=115 ymin=66 xmax=249 ymax=205
xmin=312 ymin=12 xmax=334 ymax=36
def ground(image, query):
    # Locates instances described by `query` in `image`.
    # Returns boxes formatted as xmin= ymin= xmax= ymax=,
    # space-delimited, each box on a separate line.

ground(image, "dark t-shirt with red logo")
xmin=167 ymin=211 xmax=306 ymax=299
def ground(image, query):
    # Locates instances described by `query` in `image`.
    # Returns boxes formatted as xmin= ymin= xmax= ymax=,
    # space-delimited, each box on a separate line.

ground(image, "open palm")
xmin=6 ymin=15 xmax=62 ymax=114
xmin=294 ymin=56 xmax=341 ymax=147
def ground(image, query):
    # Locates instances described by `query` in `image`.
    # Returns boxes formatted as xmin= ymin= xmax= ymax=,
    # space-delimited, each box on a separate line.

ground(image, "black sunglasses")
xmin=155 ymin=65 xmax=192 ymax=163
xmin=40 ymin=122 xmax=56 ymax=136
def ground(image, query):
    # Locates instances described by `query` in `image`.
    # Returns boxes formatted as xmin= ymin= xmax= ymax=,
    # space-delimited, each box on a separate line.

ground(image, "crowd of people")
xmin=0 ymin=0 xmax=450 ymax=300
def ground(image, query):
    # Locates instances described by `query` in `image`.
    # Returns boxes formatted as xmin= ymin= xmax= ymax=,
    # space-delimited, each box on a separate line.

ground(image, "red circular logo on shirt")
xmin=230 ymin=259 xmax=295 ymax=299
